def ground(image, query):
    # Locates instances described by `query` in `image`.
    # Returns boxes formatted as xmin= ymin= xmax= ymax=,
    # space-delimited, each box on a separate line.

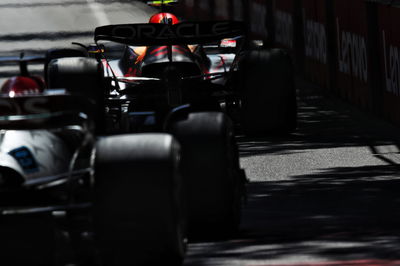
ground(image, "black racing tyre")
xmin=44 ymin=46 xmax=88 ymax=83
xmin=166 ymin=111 xmax=244 ymax=238
xmin=47 ymin=57 xmax=103 ymax=99
xmin=93 ymin=134 xmax=186 ymax=266
xmin=238 ymin=48 xmax=297 ymax=135
xmin=47 ymin=57 xmax=105 ymax=132
xmin=0 ymin=214 xmax=55 ymax=265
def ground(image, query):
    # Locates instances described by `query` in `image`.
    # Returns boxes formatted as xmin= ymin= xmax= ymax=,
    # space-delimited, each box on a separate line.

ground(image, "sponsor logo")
xmin=9 ymin=146 xmax=39 ymax=174
xmin=303 ymin=9 xmax=327 ymax=64
xmin=111 ymin=22 xmax=235 ymax=40
xmin=275 ymin=10 xmax=293 ymax=49
xmin=336 ymin=18 xmax=368 ymax=83
xmin=382 ymin=30 xmax=400 ymax=96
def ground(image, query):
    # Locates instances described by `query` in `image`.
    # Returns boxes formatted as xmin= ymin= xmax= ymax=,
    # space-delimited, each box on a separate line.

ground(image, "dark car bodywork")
xmin=93 ymin=21 xmax=248 ymax=132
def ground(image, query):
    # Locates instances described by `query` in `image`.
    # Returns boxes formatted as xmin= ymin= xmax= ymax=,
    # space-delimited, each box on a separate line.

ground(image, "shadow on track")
xmin=186 ymin=167 xmax=400 ymax=265
xmin=238 ymin=86 xmax=400 ymax=158
xmin=241 ymin=167 xmax=400 ymax=259
xmin=185 ymin=83 xmax=400 ymax=265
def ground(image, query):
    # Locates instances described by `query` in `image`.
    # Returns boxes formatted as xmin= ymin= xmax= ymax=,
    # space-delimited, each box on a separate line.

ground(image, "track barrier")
xmin=175 ymin=0 xmax=400 ymax=126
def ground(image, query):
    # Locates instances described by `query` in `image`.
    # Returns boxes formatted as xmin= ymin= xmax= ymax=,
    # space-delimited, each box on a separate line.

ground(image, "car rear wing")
xmin=0 ymin=54 xmax=45 ymax=76
xmin=94 ymin=21 xmax=246 ymax=46
xmin=0 ymin=55 xmax=45 ymax=65
xmin=0 ymin=94 xmax=93 ymax=130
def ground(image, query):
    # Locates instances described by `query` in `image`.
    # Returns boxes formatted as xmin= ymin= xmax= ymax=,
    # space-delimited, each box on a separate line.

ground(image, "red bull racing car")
xmin=90 ymin=10 xmax=297 ymax=135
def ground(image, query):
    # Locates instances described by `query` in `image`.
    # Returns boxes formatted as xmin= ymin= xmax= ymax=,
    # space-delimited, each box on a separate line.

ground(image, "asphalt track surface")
xmin=187 ymin=81 xmax=400 ymax=266
xmin=1 ymin=1 xmax=400 ymax=265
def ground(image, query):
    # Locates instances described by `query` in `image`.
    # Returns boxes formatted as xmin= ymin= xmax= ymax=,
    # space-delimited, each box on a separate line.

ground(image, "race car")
xmin=0 ymin=56 xmax=187 ymax=265
xmin=93 ymin=0 xmax=297 ymax=135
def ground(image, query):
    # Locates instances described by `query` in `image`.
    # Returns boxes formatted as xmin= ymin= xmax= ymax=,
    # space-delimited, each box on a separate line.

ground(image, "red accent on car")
xmin=150 ymin=46 xmax=167 ymax=55
xmin=173 ymin=45 xmax=189 ymax=54
xmin=125 ymin=67 xmax=138 ymax=77
xmin=101 ymin=59 xmax=110 ymax=70
xmin=220 ymin=39 xmax=237 ymax=48
xmin=150 ymin=45 xmax=188 ymax=57
xmin=0 ymin=76 xmax=44 ymax=97
xmin=153 ymin=50 xmax=169 ymax=58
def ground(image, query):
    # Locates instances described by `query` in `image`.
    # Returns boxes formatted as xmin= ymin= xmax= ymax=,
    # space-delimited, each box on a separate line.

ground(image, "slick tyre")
xmin=44 ymin=46 xmax=87 ymax=83
xmin=93 ymin=134 xmax=186 ymax=266
xmin=166 ymin=112 xmax=244 ymax=238
xmin=47 ymin=57 xmax=103 ymax=99
xmin=47 ymin=57 xmax=105 ymax=132
xmin=238 ymin=48 xmax=297 ymax=135
xmin=0 ymin=214 xmax=55 ymax=265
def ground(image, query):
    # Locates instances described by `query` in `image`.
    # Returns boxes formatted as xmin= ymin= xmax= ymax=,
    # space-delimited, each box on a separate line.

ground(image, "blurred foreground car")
xmin=0 ymin=57 xmax=186 ymax=265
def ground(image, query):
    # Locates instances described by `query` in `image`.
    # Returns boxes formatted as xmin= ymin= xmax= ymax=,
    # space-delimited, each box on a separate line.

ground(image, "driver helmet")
xmin=149 ymin=12 xmax=179 ymax=25
xmin=125 ymin=12 xmax=180 ymax=74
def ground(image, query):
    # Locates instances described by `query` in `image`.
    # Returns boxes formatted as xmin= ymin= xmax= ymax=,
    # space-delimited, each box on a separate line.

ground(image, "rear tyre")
xmin=166 ymin=111 xmax=244 ymax=238
xmin=47 ymin=57 xmax=103 ymax=98
xmin=0 ymin=214 xmax=55 ymax=265
xmin=238 ymin=48 xmax=297 ymax=135
xmin=44 ymin=46 xmax=87 ymax=83
xmin=47 ymin=57 xmax=105 ymax=133
xmin=93 ymin=134 xmax=186 ymax=265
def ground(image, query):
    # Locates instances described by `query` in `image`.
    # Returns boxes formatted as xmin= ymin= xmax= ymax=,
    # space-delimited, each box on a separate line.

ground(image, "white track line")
xmin=87 ymin=0 xmax=110 ymax=26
